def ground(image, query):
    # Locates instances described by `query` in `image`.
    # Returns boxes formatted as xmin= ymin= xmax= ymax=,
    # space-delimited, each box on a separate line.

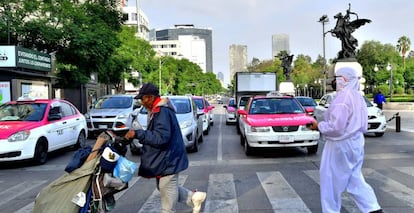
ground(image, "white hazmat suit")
xmin=318 ymin=67 xmax=382 ymax=213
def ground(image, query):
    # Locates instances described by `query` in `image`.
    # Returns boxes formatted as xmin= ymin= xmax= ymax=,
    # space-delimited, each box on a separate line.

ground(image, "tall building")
xmin=122 ymin=6 xmax=150 ymax=40
xmin=152 ymin=24 xmax=213 ymax=72
xmin=229 ymin=44 xmax=248 ymax=81
xmin=272 ymin=34 xmax=290 ymax=58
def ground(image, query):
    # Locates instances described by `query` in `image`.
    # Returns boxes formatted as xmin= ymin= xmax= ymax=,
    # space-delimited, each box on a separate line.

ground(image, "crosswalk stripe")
xmin=304 ymin=170 xmax=359 ymax=212
xmin=0 ymin=180 xmax=47 ymax=206
xmin=394 ymin=167 xmax=414 ymax=176
xmin=204 ymin=173 xmax=238 ymax=213
xmin=364 ymin=168 xmax=414 ymax=208
xmin=137 ymin=175 xmax=188 ymax=213
xmin=257 ymin=171 xmax=311 ymax=212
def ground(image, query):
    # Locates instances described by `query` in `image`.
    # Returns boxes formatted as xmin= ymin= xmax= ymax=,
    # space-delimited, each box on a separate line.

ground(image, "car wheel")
xmin=203 ymin=124 xmax=210 ymax=135
xmin=244 ymin=138 xmax=252 ymax=156
xmin=226 ymin=121 xmax=230 ymax=125
xmin=191 ymin=137 xmax=199 ymax=153
xmin=375 ymin=132 xmax=384 ymax=137
xmin=198 ymin=131 xmax=204 ymax=143
xmin=307 ymin=144 xmax=318 ymax=154
xmin=33 ymin=139 xmax=48 ymax=165
xmin=74 ymin=131 xmax=86 ymax=150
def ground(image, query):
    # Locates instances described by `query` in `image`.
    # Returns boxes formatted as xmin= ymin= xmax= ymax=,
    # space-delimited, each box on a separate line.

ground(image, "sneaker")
xmin=192 ymin=191 xmax=206 ymax=213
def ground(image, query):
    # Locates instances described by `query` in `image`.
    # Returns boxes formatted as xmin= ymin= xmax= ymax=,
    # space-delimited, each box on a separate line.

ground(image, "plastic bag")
xmin=113 ymin=156 xmax=138 ymax=183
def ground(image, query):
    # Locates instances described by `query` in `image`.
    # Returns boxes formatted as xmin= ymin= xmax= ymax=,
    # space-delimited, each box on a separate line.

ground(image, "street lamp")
xmin=374 ymin=63 xmax=393 ymax=101
xmin=319 ymin=15 xmax=329 ymax=96
xmin=159 ymin=57 xmax=167 ymax=94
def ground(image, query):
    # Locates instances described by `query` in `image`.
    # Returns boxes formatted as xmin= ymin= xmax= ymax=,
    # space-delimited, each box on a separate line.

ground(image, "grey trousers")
xmin=156 ymin=173 xmax=194 ymax=213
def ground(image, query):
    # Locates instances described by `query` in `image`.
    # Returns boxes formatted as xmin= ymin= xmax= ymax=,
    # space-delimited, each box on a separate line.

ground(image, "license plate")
xmin=98 ymin=125 xmax=107 ymax=129
xmin=279 ymin=135 xmax=294 ymax=143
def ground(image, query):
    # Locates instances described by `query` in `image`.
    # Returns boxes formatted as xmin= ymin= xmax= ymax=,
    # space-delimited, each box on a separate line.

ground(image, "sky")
xmin=135 ymin=0 xmax=414 ymax=85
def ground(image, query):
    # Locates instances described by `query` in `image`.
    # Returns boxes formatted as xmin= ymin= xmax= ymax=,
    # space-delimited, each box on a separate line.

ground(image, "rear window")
xmin=193 ymin=98 xmax=205 ymax=110
xmin=93 ymin=96 xmax=132 ymax=109
xmin=170 ymin=98 xmax=192 ymax=114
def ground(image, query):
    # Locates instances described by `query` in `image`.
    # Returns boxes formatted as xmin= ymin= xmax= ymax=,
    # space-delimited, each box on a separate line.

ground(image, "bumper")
xmin=245 ymin=131 xmax=320 ymax=148
xmin=0 ymin=139 xmax=35 ymax=162
xmin=367 ymin=117 xmax=387 ymax=133
xmin=225 ymin=113 xmax=237 ymax=123
xmin=181 ymin=126 xmax=196 ymax=148
xmin=86 ymin=118 xmax=131 ymax=133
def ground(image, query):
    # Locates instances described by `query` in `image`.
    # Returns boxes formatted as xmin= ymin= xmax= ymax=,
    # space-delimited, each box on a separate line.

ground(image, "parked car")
xmin=192 ymin=96 xmax=214 ymax=135
xmin=314 ymin=92 xmax=387 ymax=137
xmin=84 ymin=94 xmax=140 ymax=137
xmin=295 ymin=96 xmax=318 ymax=112
xmin=166 ymin=95 xmax=204 ymax=152
xmin=0 ymin=96 xmax=88 ymax=164
xmin=238 ymin=94 xmax=320 ymax=155
xmin=223 ymin=98 xmax=237 ymax=125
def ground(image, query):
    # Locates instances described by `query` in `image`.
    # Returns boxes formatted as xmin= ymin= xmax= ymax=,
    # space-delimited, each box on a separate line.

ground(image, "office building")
xmin=229 ymin=44 xmax=248 ymax=81
xmin=272 ymin=34 xmax=290 ymax=58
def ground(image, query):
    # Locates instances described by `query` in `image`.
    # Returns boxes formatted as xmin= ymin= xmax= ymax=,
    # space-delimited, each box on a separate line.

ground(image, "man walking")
xmin=373 ymin=90 xmax=386 ymax=110
xmin=124 ymin=83 xmax=206 ymax=213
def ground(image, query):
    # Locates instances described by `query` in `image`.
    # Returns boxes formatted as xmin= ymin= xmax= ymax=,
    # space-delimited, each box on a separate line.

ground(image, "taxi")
xmin=237 ymin=92 xmax=319 ymax=155
xmin=0 ymin=96 xmax=87 ymax=164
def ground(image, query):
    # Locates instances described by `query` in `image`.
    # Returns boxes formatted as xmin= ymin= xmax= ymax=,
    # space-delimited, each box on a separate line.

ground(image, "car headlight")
xmin=84 ymin=113 xmax=90 ymax=119
xmin=8 ymin=130 xmax=31 ymax=142
xmin=117 ymin=113 xmax=129 ymax=119
xmin=376 ymin=109 xmax=384 ymax=117
xmin=247 ymin=126 xmax=271 ymax=133
xmin=300 ymin=125 xmax=312 ymax=131
xmin=180 ymin=120 xmax=193 ymax=129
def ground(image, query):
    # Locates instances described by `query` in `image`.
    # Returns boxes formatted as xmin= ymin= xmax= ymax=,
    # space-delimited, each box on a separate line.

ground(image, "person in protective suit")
xmin=308 ymin=67 xmax=383 ymax=213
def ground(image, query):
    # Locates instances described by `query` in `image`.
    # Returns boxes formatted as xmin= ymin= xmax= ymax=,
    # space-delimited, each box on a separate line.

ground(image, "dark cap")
xmin=135 ymin=83 xmax=159 ymax=99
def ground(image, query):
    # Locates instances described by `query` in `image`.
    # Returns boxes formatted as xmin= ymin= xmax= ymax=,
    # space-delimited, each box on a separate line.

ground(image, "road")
xmin=1 ymin=104 xmax=414 ymax=212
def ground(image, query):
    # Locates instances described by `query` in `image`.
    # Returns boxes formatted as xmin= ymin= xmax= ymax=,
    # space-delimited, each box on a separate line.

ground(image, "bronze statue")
xmin=280 ymin=53 xmax=294 ymax=80
xmin=329 ymin=4 xmax=371 ymax=59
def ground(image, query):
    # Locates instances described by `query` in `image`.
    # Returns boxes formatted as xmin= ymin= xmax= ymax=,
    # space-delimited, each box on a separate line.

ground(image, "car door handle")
xmin=62 ymin=121 xmax=67 ymax=124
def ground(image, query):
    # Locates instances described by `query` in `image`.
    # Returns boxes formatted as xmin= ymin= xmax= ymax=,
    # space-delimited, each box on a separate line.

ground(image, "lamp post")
xmin=159 ymin=57 xmax=167 ymax=94
xmin=319 ymin=15 xmax=329 ymax=96
xmin=374 ymin=63 xmax=393 ymax=101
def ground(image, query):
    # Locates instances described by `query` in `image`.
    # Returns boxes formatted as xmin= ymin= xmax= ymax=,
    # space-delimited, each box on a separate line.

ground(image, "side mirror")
xmin=223 ymin=105 xmax=228 ymax=109
xmin=237 ymin=109 xmax=247 ymax=115
xmin=305 ymin=107 xmax=314 ymax=113
xmin=48 ymin=113 xmax=62 ymax=121
xmin=208 ymin=105 xmax=214 ymax=110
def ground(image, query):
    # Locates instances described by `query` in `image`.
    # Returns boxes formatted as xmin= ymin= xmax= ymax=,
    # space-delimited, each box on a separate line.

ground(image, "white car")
xmin=0 ymin=97 xmax=88 ymax=164
xmin=314 ymin=92 xmax=387 ymax=137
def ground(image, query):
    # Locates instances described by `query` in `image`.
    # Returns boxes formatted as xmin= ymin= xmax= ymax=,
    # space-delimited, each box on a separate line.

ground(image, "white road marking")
xmin=204 ymin=173 xmax=238 ymax=213
xmin=257 ymin=171 xmax=311 ymax=213
xmin=217 ymin=114 xmax=223 ymax=161
xmin=0 ymin=180 xmax=47 ymax=207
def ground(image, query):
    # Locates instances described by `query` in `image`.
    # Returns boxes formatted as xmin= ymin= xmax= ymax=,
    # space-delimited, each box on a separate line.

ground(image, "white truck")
xmin=234 ymin=72 xmax=277 ymax=133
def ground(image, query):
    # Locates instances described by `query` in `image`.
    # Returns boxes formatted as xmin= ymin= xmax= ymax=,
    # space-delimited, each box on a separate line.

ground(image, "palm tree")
xmin=396 ymin=36 xmax=411 ymax=70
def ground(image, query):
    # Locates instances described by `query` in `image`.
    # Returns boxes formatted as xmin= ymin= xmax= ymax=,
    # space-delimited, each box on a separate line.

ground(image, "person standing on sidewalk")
xmin=124 ymin=83 xmax=206 ymax=213
xmin=308 ymin=67 xmax=383 ymax=213
xmin=373 ymin=91 xmax=386 ymax=110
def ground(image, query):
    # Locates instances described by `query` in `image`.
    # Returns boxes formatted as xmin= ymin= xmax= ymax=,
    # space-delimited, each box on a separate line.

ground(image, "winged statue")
xmin=329 ymin=4 xmax=371 ymax=59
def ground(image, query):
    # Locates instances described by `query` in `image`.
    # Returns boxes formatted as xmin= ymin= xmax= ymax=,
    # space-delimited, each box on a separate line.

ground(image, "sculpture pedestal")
xmin=334 ymin=61 xmax=366 ymax=94
xmin=279 ymin=81 xmax=295 ymax=96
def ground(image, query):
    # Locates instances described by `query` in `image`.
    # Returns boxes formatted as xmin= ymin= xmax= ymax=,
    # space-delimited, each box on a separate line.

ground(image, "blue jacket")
xmin=374 ymin=93 xmax=386 ymax=105
xmin=134 ymin=97 xmax=188 ymax=177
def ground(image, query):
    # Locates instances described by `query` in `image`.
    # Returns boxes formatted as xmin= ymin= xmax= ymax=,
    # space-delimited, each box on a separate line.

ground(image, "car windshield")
xmin=296 ymin=97 xmax=317 ymax=107
xmin=0 ymin=103 xmax=47 ymax=121
xmin=170 ymin=98 xmax=192 ymax=114
xmin=93 ymin=96 xmax=132 ymax=109
xmin=193 ymin=98 xmax=204 ymax=110
xmin=364 ymin=96 xmax=373 ymax=107
xmin=229 ymin=99 xmax=236 ymax=107
xmin=249 ymin=98 xmax=305 ymax=114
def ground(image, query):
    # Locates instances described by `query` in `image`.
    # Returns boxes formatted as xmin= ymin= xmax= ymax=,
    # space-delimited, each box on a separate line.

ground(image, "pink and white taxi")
xmin=0 ymin=97 xmax=87 ymax=164
xmin=237 ymin=93 xmax=319 ymax=155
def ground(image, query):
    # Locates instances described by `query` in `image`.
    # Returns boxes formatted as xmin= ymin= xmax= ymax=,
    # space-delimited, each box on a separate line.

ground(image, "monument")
xmin=328 ymin=3 xmax=371 ymax=93
xmin=278 ymin=53 xmax=295 ymax=95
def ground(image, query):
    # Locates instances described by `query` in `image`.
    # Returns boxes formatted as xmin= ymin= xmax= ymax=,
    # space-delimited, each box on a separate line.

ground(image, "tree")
xmin=397 ymin=36 xmax=411 ymax=70
xmin=0 ymin=0 xmax=124 ymax=88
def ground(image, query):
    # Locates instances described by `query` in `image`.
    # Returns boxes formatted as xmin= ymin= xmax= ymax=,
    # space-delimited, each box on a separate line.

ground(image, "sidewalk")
xmin=382 ymin=102 xmax=414 ymax=133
